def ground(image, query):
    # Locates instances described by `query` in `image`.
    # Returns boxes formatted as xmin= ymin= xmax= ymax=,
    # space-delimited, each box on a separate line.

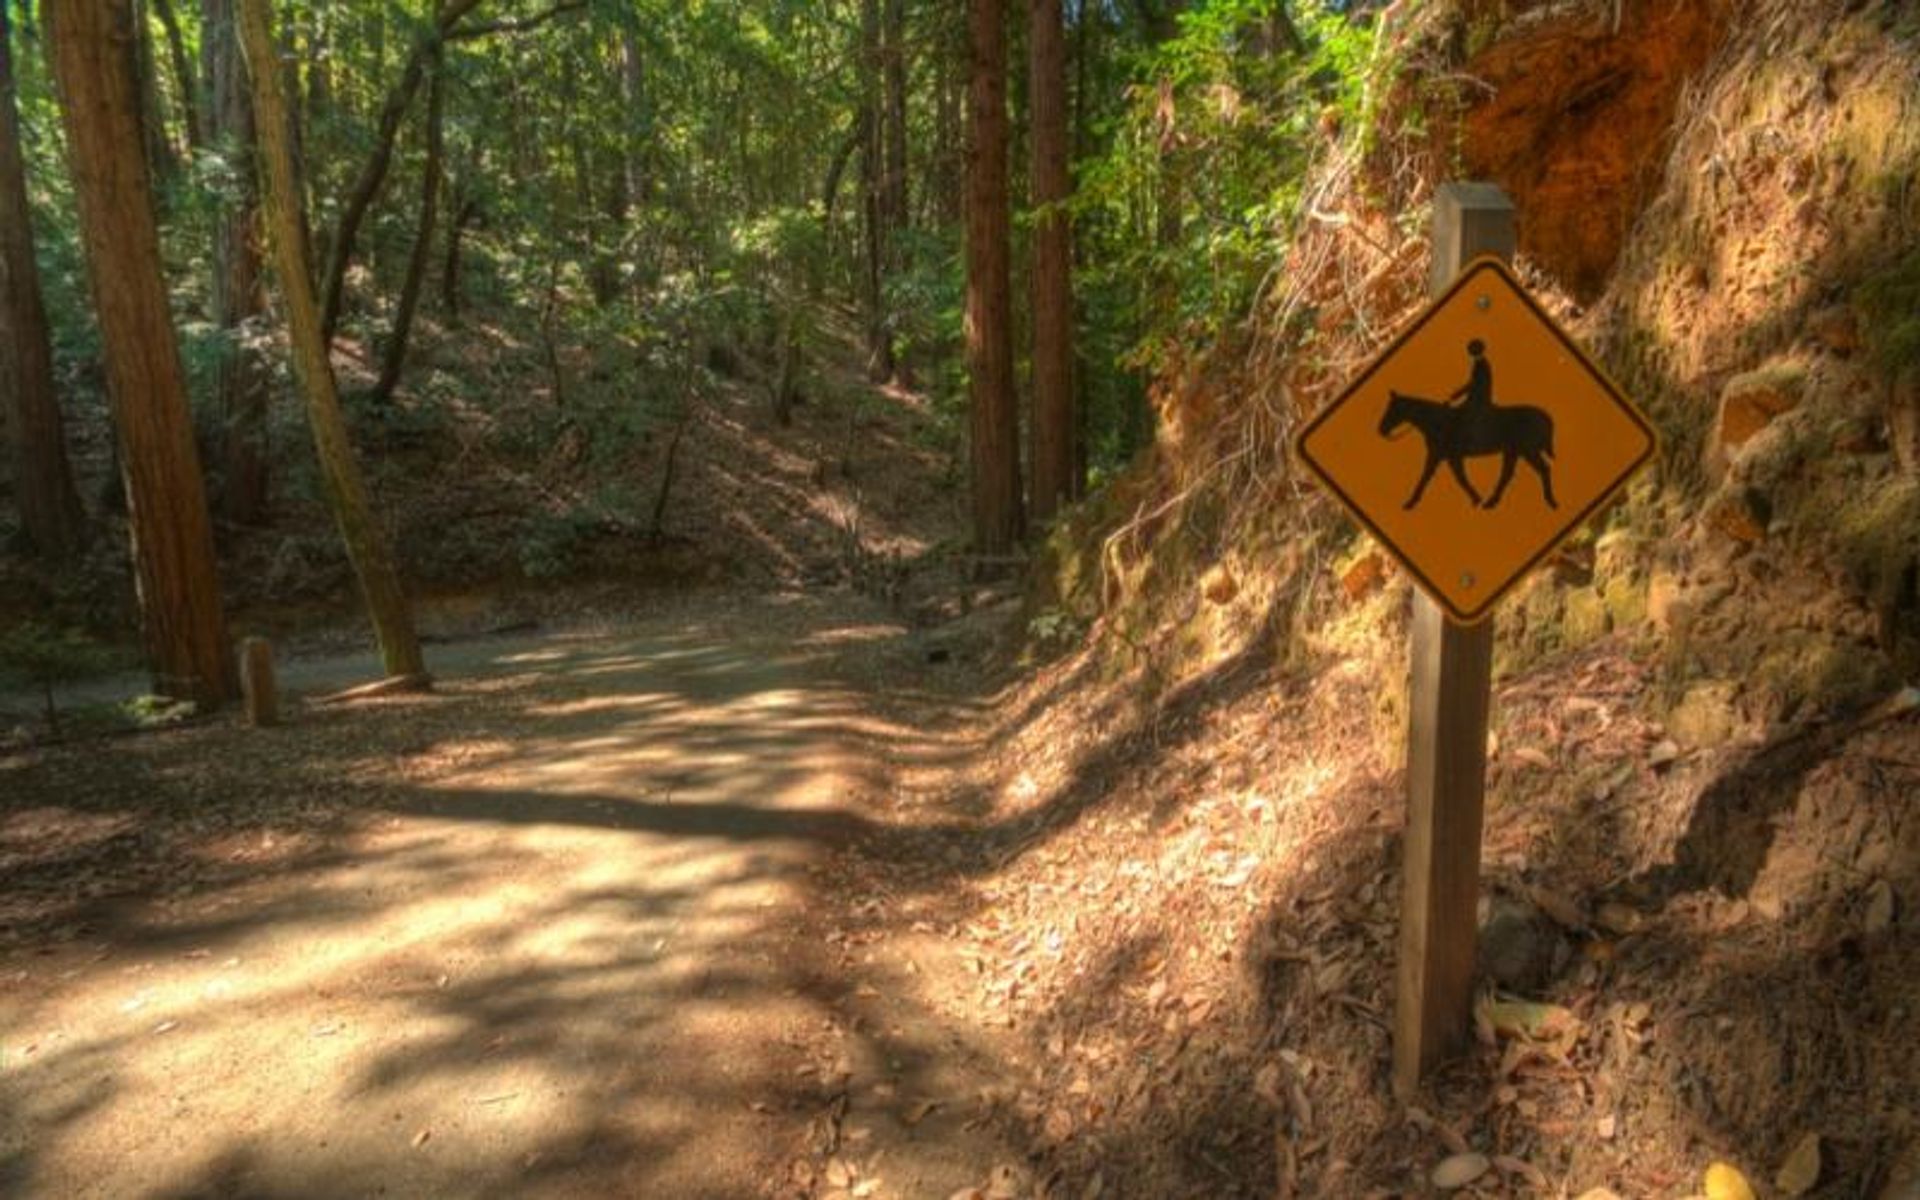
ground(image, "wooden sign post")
xmin=1392 ymin=184 xmax=1512 ymax=1096
xmin=1294 ymin=182 xmax=1654 ymax=1094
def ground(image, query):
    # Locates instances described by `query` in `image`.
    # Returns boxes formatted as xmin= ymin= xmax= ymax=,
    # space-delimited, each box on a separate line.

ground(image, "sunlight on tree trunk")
xmin=238 ymin=0 xmax=426 ymax=683
xmin=46 ymin=0 xmax=236 ymax=705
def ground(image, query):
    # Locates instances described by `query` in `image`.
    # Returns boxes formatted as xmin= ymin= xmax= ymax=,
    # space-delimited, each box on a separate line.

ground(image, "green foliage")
xmin=1858 ymin=246 xmax=1920 ymax=374
xmin=1071 ymin=1 xmax=1381 ymax=469
xmin=0 ymin=621 xmax=118 ymax=729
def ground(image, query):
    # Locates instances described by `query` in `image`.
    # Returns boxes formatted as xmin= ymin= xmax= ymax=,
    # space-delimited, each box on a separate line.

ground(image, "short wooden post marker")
xmin=240 ymin=636 xmax=279 ymax=727
xmin=1391 ymin=183 xmax=1513 ymax=1097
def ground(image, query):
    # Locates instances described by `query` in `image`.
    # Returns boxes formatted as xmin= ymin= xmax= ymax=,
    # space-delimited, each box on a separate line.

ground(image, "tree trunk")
xmin=318 ymin=0 xmax=483 ymax=342
xmin=1028 ymin=0 xmax=1075 ymax=521
xmin=372 ymin=50 xmax=443 ymax=403
xmin=238 ymin=0 xmax=426 ymax=682
xmin=203 ymin=0 xmax=270 ymax=525
xmin=130 ymin=0 xmax=180 ymax=186
xmin=441 ymin=191 xmax=476 ymax=317
xmin=150 ymin=0 xmax=201 ymax=149
xmin=0 ymin=1 xmax=86 ymax=558
xmin=932 ymin=4 xmax=965 ymax=227
xmin=46 ymin=0 xmax=236 ymax=705
xmin=881 ymin=0 xmax=912 ymax=385
xmin=858 ymin=0 xmax=893 ymax=381
xmin=966 ymin=0 xmax=1022 ymax=555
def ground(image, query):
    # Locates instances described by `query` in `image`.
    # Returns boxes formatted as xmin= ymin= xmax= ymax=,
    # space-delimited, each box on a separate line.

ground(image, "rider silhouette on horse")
xmin=1452 ymin=339 xmax=1494 ymax=418
xmin=1378 ymin=340 xmax=1559 ymax=511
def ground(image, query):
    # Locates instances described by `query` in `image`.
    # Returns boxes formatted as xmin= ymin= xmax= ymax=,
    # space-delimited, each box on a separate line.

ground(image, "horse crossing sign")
xmin=1295 ymin=256 xmax=1656 ymax=624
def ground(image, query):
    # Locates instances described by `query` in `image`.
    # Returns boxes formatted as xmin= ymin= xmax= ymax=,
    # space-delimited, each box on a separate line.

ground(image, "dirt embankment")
xmin=985 ymin=1 xmax=1920 ymax=1195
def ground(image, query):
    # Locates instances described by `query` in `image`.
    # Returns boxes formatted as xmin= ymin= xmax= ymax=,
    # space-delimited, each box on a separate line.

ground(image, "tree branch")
xmin=446 ymin=1 xmax=588 ymax=42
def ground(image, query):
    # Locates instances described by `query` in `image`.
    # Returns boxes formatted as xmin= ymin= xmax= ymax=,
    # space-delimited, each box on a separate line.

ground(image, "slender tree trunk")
xmin=46 ymin=0 xmax=236 ymax=705
xmin=966 ymin=0 xmax=1022 ymax=554
xmin=1071 ymin=0 xmax=1094 ymax=487
xmin=238 ymin=0 xmax=426 ymax=682
xmin=150 ymin=0 xmax=201 ymax=149
xmin=130 ymin=0 xmax=180 ymax=186
xmin=203 ymin=0 xmax=270 ymax=525
xmin=881 ymin=0 xmax=912 ymax=385
xmin=883 ymin=0 xmax=910 ymax=234
xmin=442 ymin=191 xmax=476 ymax=318
xmin=0 ymin=1 xmax=86 ymax=558
xmin=1028 ymin=0 xmax=1075 ymax=521
xmin=372 ymin=50 xmax=443 ymax=402
xmin=318 ymin=0 xmax=482 ymax=342
xmin=932 ymin=4 xmax=965 ymax=227
xmin=857 ymin=0 xmax=893 ymax=381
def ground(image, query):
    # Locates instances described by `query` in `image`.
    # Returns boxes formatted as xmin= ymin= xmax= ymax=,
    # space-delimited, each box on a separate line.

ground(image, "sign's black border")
xmin=1293 ymin=256 xmax=1659 ymax=625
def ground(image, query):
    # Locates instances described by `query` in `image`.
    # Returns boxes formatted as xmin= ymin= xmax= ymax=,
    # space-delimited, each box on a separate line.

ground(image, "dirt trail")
xmin=0 ymin=595 xmax=1022 ymax=1199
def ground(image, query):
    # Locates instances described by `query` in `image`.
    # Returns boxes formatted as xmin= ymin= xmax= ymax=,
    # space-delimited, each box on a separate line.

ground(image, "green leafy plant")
xmin=0 ymin=622 xmax=118 ymax=736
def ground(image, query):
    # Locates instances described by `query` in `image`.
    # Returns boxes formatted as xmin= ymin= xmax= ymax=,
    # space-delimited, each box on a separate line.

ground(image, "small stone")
xmin=1714 ymin=364 xmax=1807 ymax=456
xmin=1340 ymin=551 xmax=1385 ymax=601
xmin=1480 ymin=897 xmax=1561 ymax=992
xmin=1201 ymin=563 xmax=1239 ymax=606
xmin=1647 ymin=570 xmax=1684 ymax=631
xmin=1669 ymin=681 xmax=1741 ymax=748
xmin=1704 ymin=485 xmax=1771 ymax=544
xmin=1648 ymin=739 xmax=1682 ymax=769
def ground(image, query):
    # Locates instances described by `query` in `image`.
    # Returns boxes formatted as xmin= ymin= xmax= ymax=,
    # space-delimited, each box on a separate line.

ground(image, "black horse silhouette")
xmin=1379 ymin=390 xmax=1558 ymax=510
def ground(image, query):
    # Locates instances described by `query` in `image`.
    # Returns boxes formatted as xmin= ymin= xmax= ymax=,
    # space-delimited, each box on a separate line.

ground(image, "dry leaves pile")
xmin=832 ymin=604 xmax=1920 ymax=1198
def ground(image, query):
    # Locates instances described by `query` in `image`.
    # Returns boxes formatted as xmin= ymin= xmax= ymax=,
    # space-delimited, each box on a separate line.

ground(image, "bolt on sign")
xmin=1295 ymin=257 xmax=1656 ymax=623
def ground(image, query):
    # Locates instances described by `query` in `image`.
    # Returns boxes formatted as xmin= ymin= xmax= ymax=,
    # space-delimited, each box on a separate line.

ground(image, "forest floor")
xmin=0 ymin=589 xmax=1044 ymax=1199
xmin=4 ymin=301 xmax=1919 ymax=1198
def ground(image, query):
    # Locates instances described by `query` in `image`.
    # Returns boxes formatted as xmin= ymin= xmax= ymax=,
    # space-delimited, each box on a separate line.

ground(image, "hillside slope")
xmin=930 ymin=1 xmax=1920 ymax=1194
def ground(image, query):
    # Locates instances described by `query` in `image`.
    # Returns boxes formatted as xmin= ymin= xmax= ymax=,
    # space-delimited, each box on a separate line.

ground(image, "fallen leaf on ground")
xmin=1431 ymin=1152 xmax=1490 ymax=1190
xmin=1595 ymin=902 xmax=1644 ymax=935
xmin=1704 ymin=1161 xmax=1756 ymax=1200
xmin=1494 ymin=1156 xmax=1548 ymax=1190
xmin=1864 ymin=881 xmax=1896 ymax=935
xmin=1480 ymin=997 xmax=1579 ymax=1041
xmin=903 ymin=1099 xmax=940 ymax=1126
xmin=1775 ymin=1132 xmax=1820 ymax=1195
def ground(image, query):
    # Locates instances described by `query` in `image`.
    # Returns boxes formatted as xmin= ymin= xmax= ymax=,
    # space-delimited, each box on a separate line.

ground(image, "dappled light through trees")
xmin=4 ymin=1 xmax=1919 ymax=1197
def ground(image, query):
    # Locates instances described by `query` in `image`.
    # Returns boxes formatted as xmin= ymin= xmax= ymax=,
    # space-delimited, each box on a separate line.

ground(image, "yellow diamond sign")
xmin=1295 ymin=257 xmax=1656 ymax=623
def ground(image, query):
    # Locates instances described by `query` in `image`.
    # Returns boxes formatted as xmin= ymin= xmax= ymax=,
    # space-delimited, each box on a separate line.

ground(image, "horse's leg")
xmin=1526 ymin=451 xmax=1559 ymax=509
xmin=1405 ymin=453 xmax=1442 ymax=509
xmin=1482 ymin=452 xmax=1517 ymax=509
xmin=1444 ymin=455 xmax=1484 ymax=507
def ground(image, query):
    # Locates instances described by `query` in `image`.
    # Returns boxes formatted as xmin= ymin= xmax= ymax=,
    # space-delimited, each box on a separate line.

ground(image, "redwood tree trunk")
xmin=965 ymin=0 xmax=1022 ymax=554
xmin=0 ymin=1 xmax=86 ymax=558
xmin=204 ymin=0 xmax=270 ymax=524
xmin=46 ymin=0 xmax=236 ymax=705
xmin=239 ymin=0 xmax=426 ymax=682
xmin=1028 ymin=0 xmax=1075 ymax=521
